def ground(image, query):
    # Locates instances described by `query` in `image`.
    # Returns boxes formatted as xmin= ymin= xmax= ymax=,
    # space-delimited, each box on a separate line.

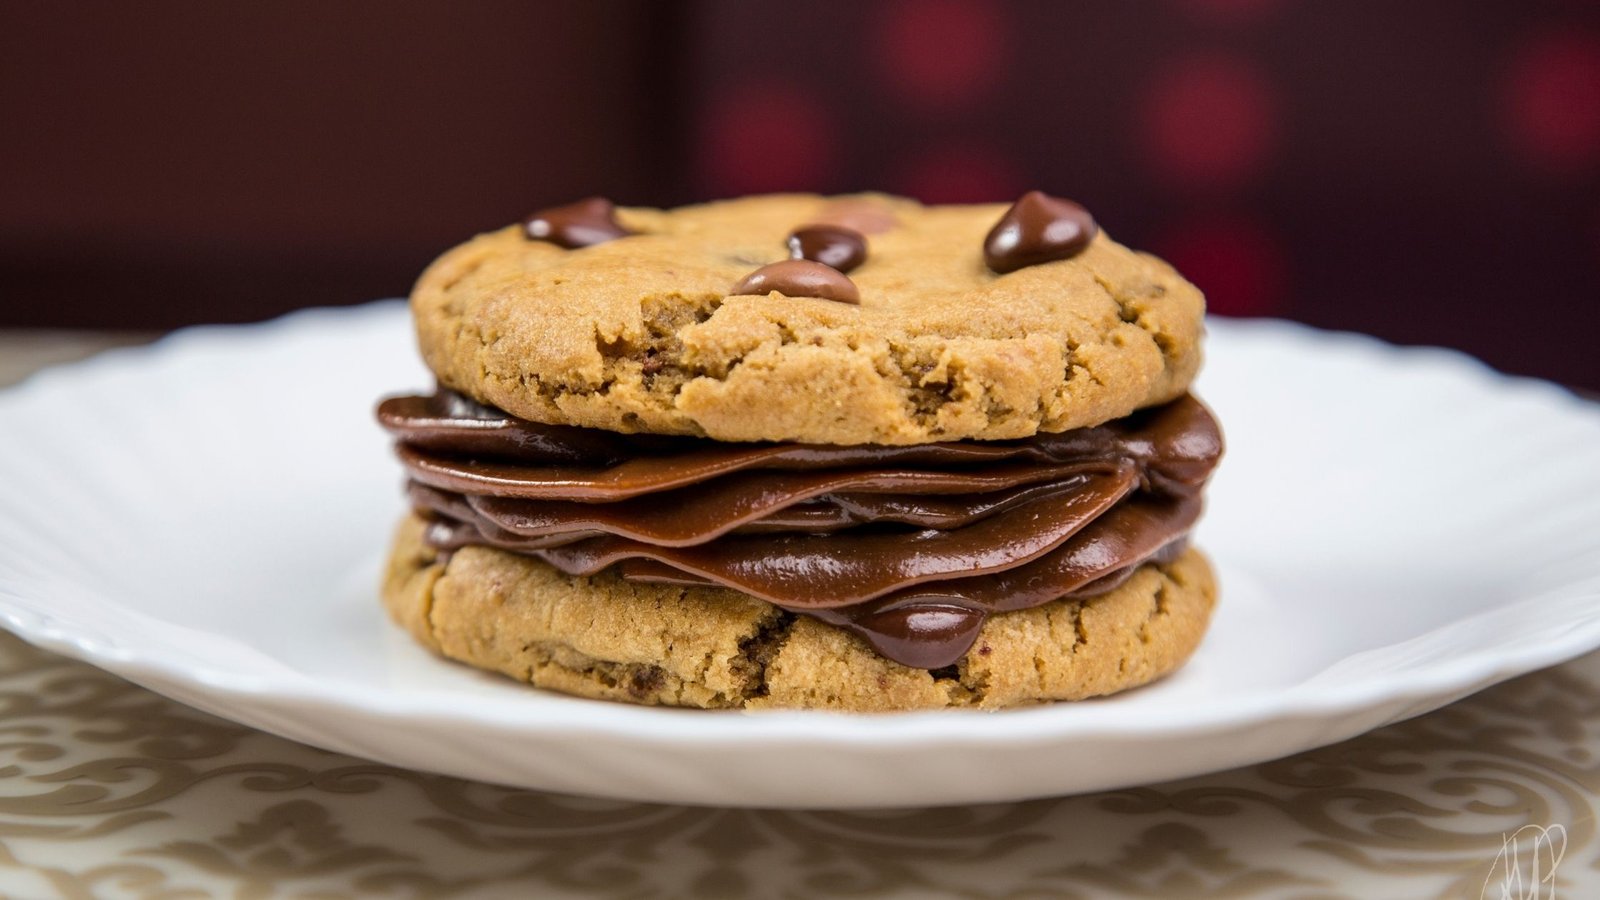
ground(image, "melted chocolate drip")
xmin=377 ymin=391 xmax=1221 ymax=669
xmin=787 ymin=224 xmax=868 ymax=273
xmin=984 ymin=191 xmax=1098 ymax=274
xmin=729 ymin=259 xmax=861 ymax=304
xmin=522 ymin=197 xmax=633 ymax=249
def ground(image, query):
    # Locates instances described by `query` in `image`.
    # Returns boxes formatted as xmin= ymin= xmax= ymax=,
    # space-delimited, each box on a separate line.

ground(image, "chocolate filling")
xmin=378 ymin=391 xmax=1221 ymax=669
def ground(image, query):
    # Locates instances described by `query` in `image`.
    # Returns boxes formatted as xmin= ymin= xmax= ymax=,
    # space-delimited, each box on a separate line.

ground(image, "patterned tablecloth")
xmin=0 ymin=333 xmax=1594 ymax=899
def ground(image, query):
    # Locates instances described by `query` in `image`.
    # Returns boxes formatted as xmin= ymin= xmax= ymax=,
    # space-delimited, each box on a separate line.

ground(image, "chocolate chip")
xmin=522 ymin=197 xmax=633 ymax=249
xmin=786 ymin=224 xmax=867 ymax=273
xmin=983 ymin=191 xmax=1097 ymax=274
xmin=627 ymin=666 xmax=665 ymax=697
xmin=811 ymin=199 xmax=898 ymax=234
xmin=730 ymin=259 xmax=860 ymax=305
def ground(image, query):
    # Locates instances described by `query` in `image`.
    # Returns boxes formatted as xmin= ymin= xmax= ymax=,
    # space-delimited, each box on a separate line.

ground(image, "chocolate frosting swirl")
xmin=378 ymin=391 xmax=1221 ymax=668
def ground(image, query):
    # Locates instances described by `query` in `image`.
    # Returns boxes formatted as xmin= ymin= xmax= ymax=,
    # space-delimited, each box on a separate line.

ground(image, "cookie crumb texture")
xmin=383 ymin=516 xmax=1216 ymax=711
xmin=413 ymin=194 xmax=1205 ymax=445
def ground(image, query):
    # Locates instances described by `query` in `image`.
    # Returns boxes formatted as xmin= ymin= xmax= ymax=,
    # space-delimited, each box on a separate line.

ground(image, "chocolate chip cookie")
xmin=380 ymin=192 xmax=1222 ymax=710
xmin=410 ymin=193 xmax=1204 ymax=445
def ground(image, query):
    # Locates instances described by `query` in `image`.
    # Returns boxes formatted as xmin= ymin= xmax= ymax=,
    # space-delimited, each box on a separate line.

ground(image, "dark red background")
xmin=3 ymin=1 xmax=1597 ymax=390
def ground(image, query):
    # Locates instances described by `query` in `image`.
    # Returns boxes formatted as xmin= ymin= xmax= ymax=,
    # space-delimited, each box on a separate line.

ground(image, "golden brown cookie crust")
xmin=410 ymin=194 xmax=1205 ymax=445
xmin=381 ymin=515 xmax=1217 ymax=711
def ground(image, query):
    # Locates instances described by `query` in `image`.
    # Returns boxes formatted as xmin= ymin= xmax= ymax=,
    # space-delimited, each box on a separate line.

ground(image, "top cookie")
xmin=410 ymin=193 xmax=1204 ymax=445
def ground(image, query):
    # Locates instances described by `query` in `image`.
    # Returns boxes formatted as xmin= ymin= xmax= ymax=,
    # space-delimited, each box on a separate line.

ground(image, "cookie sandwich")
xmin=378 ymin=193 xmax=1221 ymax=711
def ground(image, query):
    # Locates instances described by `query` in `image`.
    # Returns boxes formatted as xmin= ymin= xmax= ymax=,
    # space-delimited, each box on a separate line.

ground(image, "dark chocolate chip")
xmin=522 ymin=197 xmax=633 ymax=249
xmin=786 ymin=224 xmax=868 ymax=273
xmin=627 ymin=665 xmax=665 ymax=697
xmin=983 ymin=191 xmax=1097 ymax=274
xmin=811 ymin=199 xmax=898 ymax=235
xmin=729 ymin=259 xmax=860 ymax=305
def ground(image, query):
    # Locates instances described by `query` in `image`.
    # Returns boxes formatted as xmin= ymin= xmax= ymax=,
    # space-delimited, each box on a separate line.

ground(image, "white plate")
xmin=2 ymin=303 xmax=1598 ymax=809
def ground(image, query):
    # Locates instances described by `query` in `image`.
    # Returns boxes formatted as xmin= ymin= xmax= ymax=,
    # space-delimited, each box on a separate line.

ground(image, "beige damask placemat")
xmin=0 ymin=630 xmax=1594 ymax=898
xmin=1 ymin=334 xmax=1595 ymax=899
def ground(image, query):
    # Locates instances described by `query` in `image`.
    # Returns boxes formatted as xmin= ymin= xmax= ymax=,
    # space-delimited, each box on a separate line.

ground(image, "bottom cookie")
xmin=382 ymin=514 xmax=1217 ymax=711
